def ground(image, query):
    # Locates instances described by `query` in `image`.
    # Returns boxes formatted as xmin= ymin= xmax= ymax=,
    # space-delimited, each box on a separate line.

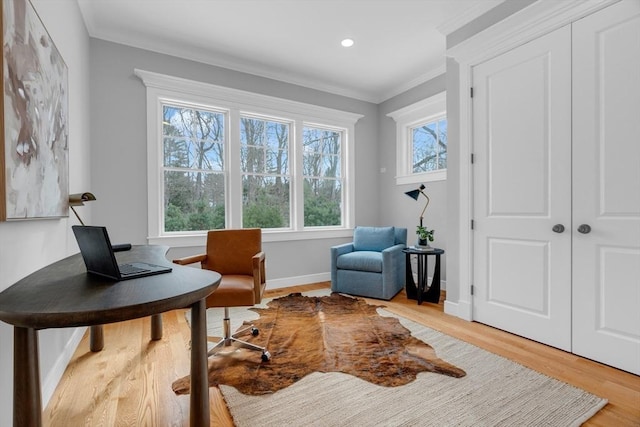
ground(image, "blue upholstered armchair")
xmin=331 ymin=226 xmax=407 ymax=300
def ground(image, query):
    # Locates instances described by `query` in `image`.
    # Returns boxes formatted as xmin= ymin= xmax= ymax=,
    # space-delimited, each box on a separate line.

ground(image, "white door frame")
xmin=445 ymin=0 xmax=620 ymax=320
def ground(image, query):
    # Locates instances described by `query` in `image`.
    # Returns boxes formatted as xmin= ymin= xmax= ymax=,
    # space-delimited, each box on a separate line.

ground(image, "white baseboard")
xmin=41 ymin=327 xmax=86 ymax=408
xmin=266 ymin=272 xmax=331 ymax=289
xmin=444 ymin=300 xmax=459 ymax=317
xmin=445 ymin=299 xmax=472 ymax=321
xmin=268 ymin=273 xmax=446 ymax=291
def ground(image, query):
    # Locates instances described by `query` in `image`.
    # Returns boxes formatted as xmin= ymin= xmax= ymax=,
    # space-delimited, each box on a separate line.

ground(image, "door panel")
xmin=572 ymin=0 xmax=640 ymax=374
xmin=487 ymin=238 xmax=549 ymax=314
xmin=472 ymin=25 xmax=572 ymax=351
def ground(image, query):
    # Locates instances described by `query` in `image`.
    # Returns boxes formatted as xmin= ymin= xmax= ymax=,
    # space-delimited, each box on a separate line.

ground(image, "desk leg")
xmin=151 ymin=314 xmax=163 ymax=340
xmin=90 ymin=325 xmax=104 ymax=352
xmin=423 ymin=254 xmax=441 ymax=303
xmin=190 ymin=299 xmax=210 ymax=426
xmin=14 ymin=327 xmax=42 ymax=427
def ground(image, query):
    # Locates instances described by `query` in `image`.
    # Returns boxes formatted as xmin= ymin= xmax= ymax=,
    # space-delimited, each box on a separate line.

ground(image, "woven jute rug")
xmin=189 ymin=291 xmax=607 ymax=426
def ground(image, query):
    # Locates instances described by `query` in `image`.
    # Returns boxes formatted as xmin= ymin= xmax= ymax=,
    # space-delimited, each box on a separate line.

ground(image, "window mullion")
xmin=228 ymin=108 xmax=242 ymax=228
xmin=292 ymin=120 xmax=304 ymax=230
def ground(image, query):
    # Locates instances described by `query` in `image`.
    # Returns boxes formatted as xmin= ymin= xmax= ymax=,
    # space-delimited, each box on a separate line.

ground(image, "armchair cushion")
xmin=353 ymin=226 xmax=395 ymax=252
xmin=336 ymin=251 xmax=383 ymax=273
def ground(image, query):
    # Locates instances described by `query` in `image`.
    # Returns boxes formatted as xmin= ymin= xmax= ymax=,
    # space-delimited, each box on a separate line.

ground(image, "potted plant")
xmin=416 ymin=225 xmax=434 ymax=248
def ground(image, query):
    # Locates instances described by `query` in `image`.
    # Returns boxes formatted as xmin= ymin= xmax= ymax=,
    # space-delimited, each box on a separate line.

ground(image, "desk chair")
xmin=173 ymin=228 xmax=270 ymax=362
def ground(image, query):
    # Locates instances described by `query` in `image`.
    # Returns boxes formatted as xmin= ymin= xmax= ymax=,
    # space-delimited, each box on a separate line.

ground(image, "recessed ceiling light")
xmin=341 ymin=38 xmax=354 ymax=48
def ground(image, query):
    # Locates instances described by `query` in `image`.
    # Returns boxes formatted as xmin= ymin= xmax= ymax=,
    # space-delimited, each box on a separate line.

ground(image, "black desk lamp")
xmin=68 ymin=192 xmax=96 ymax=226
xmin=404 ymin=184 xmax=430 ymax=227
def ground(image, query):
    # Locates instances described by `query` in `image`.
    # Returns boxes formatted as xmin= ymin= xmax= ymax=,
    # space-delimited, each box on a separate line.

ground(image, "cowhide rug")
xmin=172 ymin=292 xmax=465 ymax=395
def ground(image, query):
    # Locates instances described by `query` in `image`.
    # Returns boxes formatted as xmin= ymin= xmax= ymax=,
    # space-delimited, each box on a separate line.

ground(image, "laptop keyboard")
xmin=119 ymin=263 xmax=150 ymax=276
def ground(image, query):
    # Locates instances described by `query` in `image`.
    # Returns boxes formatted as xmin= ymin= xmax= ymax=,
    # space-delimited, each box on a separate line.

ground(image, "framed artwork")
xmin=1 ymin=0 xmax=69 ymax=221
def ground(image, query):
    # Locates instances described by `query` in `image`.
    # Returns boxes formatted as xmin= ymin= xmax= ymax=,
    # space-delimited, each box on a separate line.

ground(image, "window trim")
xmin=135 ymin=69 xmax=362 ymax=246
xmin=387 ymin=92 xmax=447 ymax=185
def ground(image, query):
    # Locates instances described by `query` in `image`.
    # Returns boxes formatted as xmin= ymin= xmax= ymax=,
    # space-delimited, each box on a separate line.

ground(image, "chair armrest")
xmin=382 ymin=243 xmax=406 ymax=267
xmin=252 ymin=251 xmax=266 ymax=302
xmin=172 ymin=254 xmax=207 ymax=266
xmin=331 ymin=242 xmax=355 ymax=257
xmin=381 ymin=243 xmax=405 ymax=256
xmin=330 ymin=243 xmax=354 ymax=289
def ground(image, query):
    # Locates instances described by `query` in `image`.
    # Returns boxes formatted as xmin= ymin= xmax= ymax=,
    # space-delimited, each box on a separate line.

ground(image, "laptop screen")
xmin=72 ymin=225 xmax=121 ymax=280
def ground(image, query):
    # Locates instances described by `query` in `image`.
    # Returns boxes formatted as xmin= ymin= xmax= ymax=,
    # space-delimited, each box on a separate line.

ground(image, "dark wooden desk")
xmin=0 ymin=245 xmax=220 ymax=427
xmin=403 ymin=247 xmax=444 ymax=305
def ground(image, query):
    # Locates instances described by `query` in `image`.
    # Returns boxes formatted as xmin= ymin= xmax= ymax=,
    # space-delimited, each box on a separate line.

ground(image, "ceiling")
xmin=77 ymin=0 xmax=503 ymax=103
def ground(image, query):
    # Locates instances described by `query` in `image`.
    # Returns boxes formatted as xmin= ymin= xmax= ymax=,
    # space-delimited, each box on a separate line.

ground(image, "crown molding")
xmin=378 ymin=64 xmax=446 ymax=103
xmin=448 ymin=0 xmax=620 ymax=63
xmin=437 ymin=0 xmax=506 ymax=35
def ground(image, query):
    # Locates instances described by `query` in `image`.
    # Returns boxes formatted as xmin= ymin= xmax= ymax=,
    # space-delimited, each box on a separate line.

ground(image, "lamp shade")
xmin=69 ymin=192 xmax=96 ymax=226
xmin=404 ymin=189 xmax=421 ymax=200
xmin=69 ymin=192 xmax=96 ymax=206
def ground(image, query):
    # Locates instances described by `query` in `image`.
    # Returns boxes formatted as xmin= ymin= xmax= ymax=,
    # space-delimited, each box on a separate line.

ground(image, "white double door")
xmin=472 ymin=0 xmax=640 ymax=374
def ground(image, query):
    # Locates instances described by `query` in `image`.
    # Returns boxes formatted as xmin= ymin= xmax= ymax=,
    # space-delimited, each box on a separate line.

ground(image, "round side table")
xmin=402 ymin=247 xmax=444 ymax=305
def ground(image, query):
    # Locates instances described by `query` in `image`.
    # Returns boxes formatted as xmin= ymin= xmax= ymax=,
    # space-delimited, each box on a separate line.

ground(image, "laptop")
xmin=72 ymin=225 xmax=172 ymax=280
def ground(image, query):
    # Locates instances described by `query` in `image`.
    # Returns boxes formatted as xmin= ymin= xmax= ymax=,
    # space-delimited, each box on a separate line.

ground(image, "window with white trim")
xmin=162 ymin=104 xmax=226 ymax=232
xmin=303 ymin=126 xmax=343 ymax=227
xmin=240 ymin=115 xmax=291 ymax=228
xmin=387 ymin=92 xmax=447 ymax=185
xmin=136 ymin=70 xmax=361 ymax=246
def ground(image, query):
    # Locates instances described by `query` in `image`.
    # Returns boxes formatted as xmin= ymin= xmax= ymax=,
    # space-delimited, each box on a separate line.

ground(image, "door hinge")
xmin=470 ymin=285 xmax=474 ymax=295
xmin=471 ymin=153 xmax=475 ymax=164
xmin=470 ymin=87 xmax=474 ymax=98
xmin=471 ymin=219 xmax=475 ymax=230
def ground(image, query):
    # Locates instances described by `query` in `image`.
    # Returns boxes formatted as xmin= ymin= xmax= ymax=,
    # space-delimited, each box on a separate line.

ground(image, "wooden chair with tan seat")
xmin=173 ymin=228 xmax=271 ymax=362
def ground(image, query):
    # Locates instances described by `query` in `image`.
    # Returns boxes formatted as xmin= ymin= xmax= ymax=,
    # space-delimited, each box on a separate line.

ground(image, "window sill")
xmin=147 ymin=228 xmax=355 ymax=247
xmin=396 ymin=169 xmax=447 ymax=186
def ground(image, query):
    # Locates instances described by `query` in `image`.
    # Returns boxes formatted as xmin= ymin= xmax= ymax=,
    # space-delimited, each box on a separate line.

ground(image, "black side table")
xmin=403 ymin=247 xmax=444 ymax=305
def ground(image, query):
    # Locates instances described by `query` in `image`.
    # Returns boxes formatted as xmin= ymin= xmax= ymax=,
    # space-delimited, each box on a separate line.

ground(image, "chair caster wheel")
xmin=261 ymin=351 xmax=271 ymax=362
xmin=251 ymin=327 xmax=259 ymax=336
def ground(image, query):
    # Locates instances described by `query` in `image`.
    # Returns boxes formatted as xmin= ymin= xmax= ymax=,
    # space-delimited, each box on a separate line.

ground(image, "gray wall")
xmin=378 ymin=75 xmax=449 ymax=282
xmin=0 ymin=0 xmax=91 ymax=424
xmin=89 ymin=39 xmax=379 ymax=283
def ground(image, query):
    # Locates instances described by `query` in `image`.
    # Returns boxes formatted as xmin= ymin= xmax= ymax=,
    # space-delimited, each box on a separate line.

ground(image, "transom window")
xmin=388 ymin=92 xmax=447 ymax=185
xmin=136 ymin=69 xmax=361 ymax=246
xmin=410 ymin=116 xmax=447 ymax=174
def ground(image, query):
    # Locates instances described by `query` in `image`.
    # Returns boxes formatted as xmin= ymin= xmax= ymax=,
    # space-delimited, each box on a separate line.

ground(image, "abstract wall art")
xmin=1 ymin=0 xmax=68 ymax=220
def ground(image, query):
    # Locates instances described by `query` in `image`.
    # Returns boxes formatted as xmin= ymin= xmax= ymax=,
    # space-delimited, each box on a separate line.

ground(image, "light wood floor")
xmin=44 ymin=282 xmax=640 ymax=426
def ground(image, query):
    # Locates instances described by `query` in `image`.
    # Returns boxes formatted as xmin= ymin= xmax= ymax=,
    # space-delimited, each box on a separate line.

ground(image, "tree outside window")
xmin=303 ymin=126 xmax=343 ymax=227
xmin=411 ymin=117 xmax=447 ymax=173
xmin=240 ymin=116 xmax=291 ymax=229
xmin=162 ymin=105 xmax=225 ymax=232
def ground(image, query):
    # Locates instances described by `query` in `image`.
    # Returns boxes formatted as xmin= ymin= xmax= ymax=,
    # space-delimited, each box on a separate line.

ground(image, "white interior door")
xmin=472 ymin=26 xmax=573 ymax=351
xmin=572 ymin=0 xmax=640 ymax=375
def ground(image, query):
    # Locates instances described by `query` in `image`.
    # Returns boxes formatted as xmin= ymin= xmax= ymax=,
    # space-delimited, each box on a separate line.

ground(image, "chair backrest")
xmin=353 ymin=226 xmax=406 ymax=252
xmin=202 ymin=228 xmax=262 ymax=275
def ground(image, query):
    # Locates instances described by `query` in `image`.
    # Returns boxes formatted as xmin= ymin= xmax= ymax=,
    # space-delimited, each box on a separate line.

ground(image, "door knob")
xmin=577 ymin=224 xmax=591 ymax=234
xmin=552 ymin=224 xmax=565 ymax=233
